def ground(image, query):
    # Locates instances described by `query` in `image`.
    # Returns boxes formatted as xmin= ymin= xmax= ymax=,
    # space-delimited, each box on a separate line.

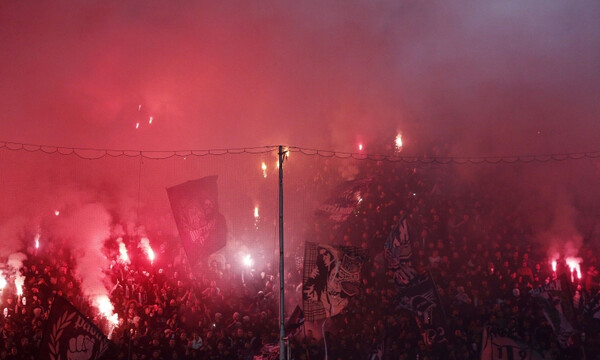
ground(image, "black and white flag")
xmin=384 ymin=216 xmax=416 ymax=286
xmin=302 ymin=242 xmax=367 ymax=321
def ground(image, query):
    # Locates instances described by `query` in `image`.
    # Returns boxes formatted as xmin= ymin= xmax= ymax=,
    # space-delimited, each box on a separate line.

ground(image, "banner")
xmin=302 ymin=242 xmax=367 ymax=321
xmin=167 ymin=176 xmax=227 ymax=267
xmin=315 ymin=178 xmax=371 ymax=223
xmin=39 ymin=296 xmax=110 ymax=360
xmin=481 ymin=327 xmax=545 ymax=360
xmin=529 ymin=279 xmax=563 ymax=298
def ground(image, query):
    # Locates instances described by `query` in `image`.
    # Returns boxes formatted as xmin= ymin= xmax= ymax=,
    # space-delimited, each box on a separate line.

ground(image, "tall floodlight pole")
xmin=278 ymin=145 xmax=285 ymax=360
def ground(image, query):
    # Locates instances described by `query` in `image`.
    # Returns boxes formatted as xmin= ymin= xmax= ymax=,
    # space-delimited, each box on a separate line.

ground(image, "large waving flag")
xmin=39 ymin=296 xmax=111 ymax=360
xmin=302 ymin=242 xmax=367 ymax=321
xmin=315 ymin=178 xmax=371 ymax=223
xmin=167 ymin=176 xmax=227 ymax=268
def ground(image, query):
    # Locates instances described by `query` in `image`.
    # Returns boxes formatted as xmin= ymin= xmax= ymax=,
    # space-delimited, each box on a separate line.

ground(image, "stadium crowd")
xmin=1 ymin=158 xmax=600 ymax=360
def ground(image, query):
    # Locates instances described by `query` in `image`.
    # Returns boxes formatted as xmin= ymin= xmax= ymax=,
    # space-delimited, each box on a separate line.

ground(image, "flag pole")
xmin=279 ymin=145 xmax=286 ymax=360
xmin=322 ymin=318 xmax=328 ymax=360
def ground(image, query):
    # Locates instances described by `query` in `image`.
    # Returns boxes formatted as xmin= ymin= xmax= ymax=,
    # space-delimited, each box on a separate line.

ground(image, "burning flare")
xmin=95 ymin=295 xmax=119 ymax=326
xmin=565 ymin=257 xmax=582 ymax=281
xmin=34 ymin=233 xmax=40 ymax=249
xmin=253 ymin=206 xmax=260 ymax=229
xmin=242 ymin=254 xmax=253 ymax=268
xmin=261 ymin=162 xmax=268 ymax=178
xmin=15 ymin=278 xmax=23 ymax=296
xmin=117 ymin=238 xmax=130 ymax=264
xmin=0 ymin=272 xmax=6 ymax=290
xmin=395 ymin=133 xmax=403 ymax=151
xmin=138 ymin=237 xmax=155 ymax=264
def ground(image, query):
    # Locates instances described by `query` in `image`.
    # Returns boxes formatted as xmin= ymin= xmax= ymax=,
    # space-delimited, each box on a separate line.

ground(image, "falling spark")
xmin=138 ymin=237 xmax=155 ymax=264
xmin=54 ymin=210 xmax=60 ymax=216
xmin=138 ymin=104 xmax=142 ymax=111
xmin=135 ymin=122 xmax=140 ymax=129
xmin=261 ymin=162 xmax=268 ymax=178
xmin=149 ymin=116 xmax=153 ymax=124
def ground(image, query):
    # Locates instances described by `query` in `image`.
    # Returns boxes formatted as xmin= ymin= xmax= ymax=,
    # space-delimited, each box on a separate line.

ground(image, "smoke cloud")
xmin=53 ymin=203 xmax=112 ymax=299
xmin=0 ymin=1 xmax=599 ymax=298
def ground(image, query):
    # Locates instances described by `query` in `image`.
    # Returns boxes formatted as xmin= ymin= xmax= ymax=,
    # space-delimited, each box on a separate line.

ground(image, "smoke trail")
xmin=54 ymin=202 xmax=112 ymax=303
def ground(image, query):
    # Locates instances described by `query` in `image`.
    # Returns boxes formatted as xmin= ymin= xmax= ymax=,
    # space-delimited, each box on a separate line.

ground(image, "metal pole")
xmin=278 ymin=145 xmax=286 ymax=360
